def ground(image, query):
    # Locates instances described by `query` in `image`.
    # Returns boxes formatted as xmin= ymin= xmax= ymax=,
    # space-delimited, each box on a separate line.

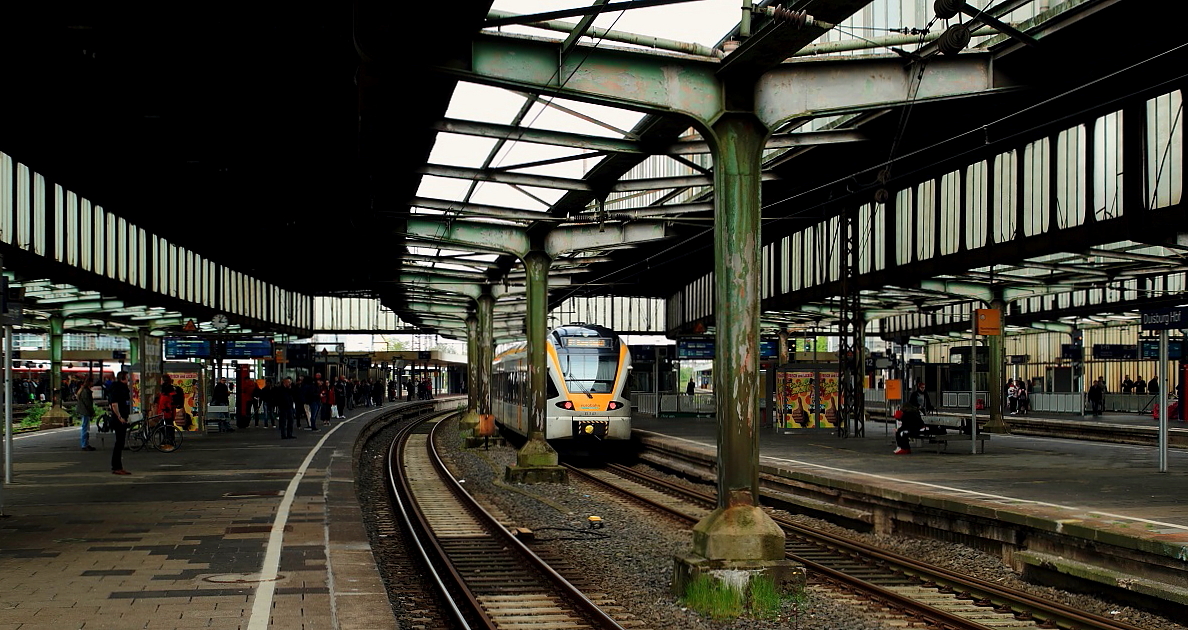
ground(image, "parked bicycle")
xmin=125 ymin=414 xmax=184 ymax=452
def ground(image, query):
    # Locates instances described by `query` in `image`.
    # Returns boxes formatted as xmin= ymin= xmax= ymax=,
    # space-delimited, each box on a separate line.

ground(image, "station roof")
xmin=3 ymin=1 xmax=1185 ymax=341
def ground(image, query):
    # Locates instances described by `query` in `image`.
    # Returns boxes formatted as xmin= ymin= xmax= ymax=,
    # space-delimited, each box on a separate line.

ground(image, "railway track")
xmin=386 ymin=412 xmax=639 ymax=630
xmin=566 ymin=462 xmax=1150 ymax=630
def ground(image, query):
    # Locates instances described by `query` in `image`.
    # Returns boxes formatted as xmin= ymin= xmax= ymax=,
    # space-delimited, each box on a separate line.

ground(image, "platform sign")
xmin=1008 ymin=354 xmax=1031 ymax=364
xmin=1093 ymin=344 xmax=1139 ymax=360
xmin=225 ymin=338 xmax=273 ymax=358
xmin=1141 ymin=307 xmax=1188 ymax=330
xmin=629 ymin=345 xmax=656 ymax=362
xmin=164 ymin=338 xmax=212 ymax=359
xmin=1060 ymin=344 xmax=1083 ymax=361
xmin=1140 ymin=340 xmax=1184 ymax=360
xmin=677 ymin=338 xmax=715 ymax=359
xmin=760 ymin=339 xmax=779 ymax=360
xmin=974 ymin=309 xmax=1001 ymax=335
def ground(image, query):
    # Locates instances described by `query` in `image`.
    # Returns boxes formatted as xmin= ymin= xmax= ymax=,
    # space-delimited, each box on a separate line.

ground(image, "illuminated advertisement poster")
xmin=816 ymin=372 xmax=840 ymax=429
xmin=130 ymin=373 xmax=142 ymax=415
xmin=166 ymin=371 xmax=201 ymax=430
xmin=775 ymin=370 xmax=843 ymax=431
xmin=781 ymin=372 xmax=816 ymax=430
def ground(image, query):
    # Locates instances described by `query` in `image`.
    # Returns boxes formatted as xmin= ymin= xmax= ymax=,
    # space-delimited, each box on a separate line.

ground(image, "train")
xmin=492 ymin=323 xmax=632 ymax=444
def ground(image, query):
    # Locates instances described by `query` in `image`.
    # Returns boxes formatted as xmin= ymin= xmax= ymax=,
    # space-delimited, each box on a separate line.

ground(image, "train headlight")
xmin=555 ymin=401 xmax=574 ymax=410
xmin=606 ymin=401 xmax=623 ymax=411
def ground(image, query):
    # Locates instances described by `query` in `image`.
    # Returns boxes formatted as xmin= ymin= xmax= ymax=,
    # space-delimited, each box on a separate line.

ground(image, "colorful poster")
xmin=130 ymin=373 xmax=142 ymax=415
xmin=783 ymin=371 xmax=816 ymax=429
xmin=167 ymin=371 xmax=201 ymax=431
xmin=816 ymin=372 xmax=839 ymax=429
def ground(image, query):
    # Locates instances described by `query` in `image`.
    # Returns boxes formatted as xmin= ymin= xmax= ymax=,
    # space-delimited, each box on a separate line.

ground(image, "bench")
xmin=910 ymin=415 xmax=990 ymax=453
xmin=206 ymin=405 xmax=231 ymax=432
xmin=927 ymin=433 xmax=991 ymax=453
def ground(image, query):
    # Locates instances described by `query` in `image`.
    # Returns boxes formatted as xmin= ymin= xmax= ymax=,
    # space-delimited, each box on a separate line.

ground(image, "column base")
xmin=504 ymin=464 xmax=568 ymax=484
xmin=465 ymin=435 xmax=507 ymax=449
xmin=458 ymin=410 xmax=480 ymax=432
xmin=672 ymin=552 xmax=805 ymax=598
xmin=692 ymin=503 xmax=787 ymax=561
xmin=41 ymin=406 xmax=72 ymax=429
xmin=984 ymin=417 xmax=1012 ymax=434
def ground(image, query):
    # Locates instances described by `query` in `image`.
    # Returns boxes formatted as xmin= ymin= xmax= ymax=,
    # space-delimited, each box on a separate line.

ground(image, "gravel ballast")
xmin=428 ymin=417 xmax=1188 ymax=630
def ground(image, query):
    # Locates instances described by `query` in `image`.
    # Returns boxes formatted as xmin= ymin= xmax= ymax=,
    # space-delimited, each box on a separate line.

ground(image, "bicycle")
xmin=126 ymin=415 xmax=184 ymax=452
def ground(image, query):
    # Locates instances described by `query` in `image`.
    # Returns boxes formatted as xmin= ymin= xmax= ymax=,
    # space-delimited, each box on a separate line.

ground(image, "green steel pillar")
xmin=49 ymin=316 xmax=64 ymax=408
xmin=460 ymin=314 xmax=480 ymax=431
xmin=477 ymin=292 xmax=494 ymax=420
xmin=985 ymin=299 xmax=1008 ymax=433
xmin=507 ymin=251 xmax=565 ymax=483
xmin=126 ymin=334 xmax=139 ymax=367
xmin=693 ymin=113 xmax=784 ymax=560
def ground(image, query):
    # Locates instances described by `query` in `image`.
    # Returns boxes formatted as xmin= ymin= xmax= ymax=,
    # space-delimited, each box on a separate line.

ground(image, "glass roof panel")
xmin=469 ymin=181 xmax=564 ymax=209
xmin=489 ymin=0 xmax=740 ymax=48
xmin=445 ymin=83 xmax=530 ymax=125
xmin=415 ymin=175 xmax=476 ymax=202
xmin=492 ymin=141 xmax=599 ymax=178
xmin=523 ymin=96 xmax=645 ymax=139
xmin=427 ymin=134 xmax=501 ymax=168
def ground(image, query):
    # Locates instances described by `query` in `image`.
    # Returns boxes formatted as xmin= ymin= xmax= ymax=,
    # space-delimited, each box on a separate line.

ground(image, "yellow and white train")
xmin=492 ymin=323 xmax=632 ymax=443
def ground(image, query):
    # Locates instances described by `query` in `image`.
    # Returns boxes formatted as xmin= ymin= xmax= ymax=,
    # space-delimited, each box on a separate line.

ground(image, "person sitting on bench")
xmin=894 ymin=403 xmax=925 ymax=455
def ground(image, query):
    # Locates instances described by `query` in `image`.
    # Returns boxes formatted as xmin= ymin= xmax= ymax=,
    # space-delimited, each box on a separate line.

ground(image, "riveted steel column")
xmin=683 ymin=113 xmax=784 ymax=563
xmin=712 ymin=114 xmax=765 ymax=511
xmin=460 ymin=314 xmax=480 ymax=431
xmin=49 ymin=316 xmax=64 ymax=409
xmin=985 ymin=299 xmax=1007 ymax=433
xmin=517 ymin=251 xmax=559 ymax=466
xmin=477 ymin=293 xmax=494 ymax=421
xmin=126 ymin=334 xmax=139 ymax=367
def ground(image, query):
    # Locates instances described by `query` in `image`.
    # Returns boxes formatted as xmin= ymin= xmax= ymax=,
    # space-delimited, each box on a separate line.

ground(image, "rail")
xmin=578 ymin=461 xmax=1150 ymax=630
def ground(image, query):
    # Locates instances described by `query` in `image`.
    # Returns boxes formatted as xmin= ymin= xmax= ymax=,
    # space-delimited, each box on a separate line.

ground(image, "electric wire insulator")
xmin=937 ymin=23 xmax=971 ymax=55
xmin=768 ymin=6 xmax=810 ymax=28
xmin=934 ymin=0 xmax=966 ymax=20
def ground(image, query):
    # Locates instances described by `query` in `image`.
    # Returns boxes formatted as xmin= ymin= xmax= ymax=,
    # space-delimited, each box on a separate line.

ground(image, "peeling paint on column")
xmin=712 ymin=114 xmax=768 ymax=510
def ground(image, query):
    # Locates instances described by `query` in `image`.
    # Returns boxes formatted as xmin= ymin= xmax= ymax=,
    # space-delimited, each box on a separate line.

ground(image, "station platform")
xmin=0 ymin=405 xmax=402 ymax=630
xmin=635 ymin=412 xmax=1188 ymax=526
xmin=633 ymin=413 xmax=1188 ymax=605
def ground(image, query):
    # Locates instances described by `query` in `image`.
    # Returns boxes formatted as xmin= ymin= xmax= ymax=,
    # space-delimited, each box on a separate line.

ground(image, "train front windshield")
xmin=561 ymin=353 xmax=619 ymax=394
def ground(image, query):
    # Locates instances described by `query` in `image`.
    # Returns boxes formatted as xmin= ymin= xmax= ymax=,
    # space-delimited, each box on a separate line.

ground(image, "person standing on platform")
xmin=304 ymin=376 xmax=321 ymax=431
xmin=1006 ymin=379 xmax=1019 ymax=415
xmin=276 ymin=377 xmax=296 ymax=439
xmin=686 ymin=378 xmax=695 ymax=396
xmin=372 ymin=379 xmax=384 ymax=407
xmin=1088 ymin=379 xmax=1104 ymax=416
xmin=212 ymin=376 xmax=234 ymax=432
xmin=77 ymin=376 xmax=96 ymax=451
xmin=334 ymin=376 xmax=347 ymax=419
xmin=108 ymin=371 xmax=131 ymax=475
xmin=156 ymin=375 xmax=178 ymax=451
xmin=1149 ymin=376 xmax=1160 ymax=396
xmin=1135 ymin=376 xmax=1146 ymax=396
xmin=406 ymin=378 xmax=415 ymax=402
xmin=1122 ymin=375 xmax=1134 ymax=395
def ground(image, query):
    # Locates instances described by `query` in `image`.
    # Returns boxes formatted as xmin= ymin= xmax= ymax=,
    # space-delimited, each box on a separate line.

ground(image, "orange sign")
xmin=975 ymin=309 xmax=1001 ymax=336
xmin=885 ymin=379 xmax=902 ymax=400
xmin=183 ymin=319 xmax=198 ymax=332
